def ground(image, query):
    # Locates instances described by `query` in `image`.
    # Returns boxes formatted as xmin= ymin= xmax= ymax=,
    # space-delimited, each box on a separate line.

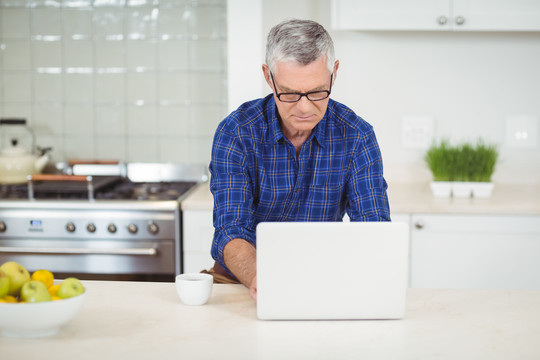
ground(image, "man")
xmin=208 ymin=19 xmax=390 ymax=300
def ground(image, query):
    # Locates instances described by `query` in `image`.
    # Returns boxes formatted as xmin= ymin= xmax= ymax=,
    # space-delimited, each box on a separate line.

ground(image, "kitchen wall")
xmin=0 ymin=0 xmax=227 ymax=165
xmin=235 ymin=0 xmax=540 ymax=185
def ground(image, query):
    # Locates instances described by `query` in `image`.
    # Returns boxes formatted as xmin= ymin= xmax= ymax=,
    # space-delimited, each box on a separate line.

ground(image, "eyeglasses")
xmin=270 ymin=72 xmax=333 ymax=103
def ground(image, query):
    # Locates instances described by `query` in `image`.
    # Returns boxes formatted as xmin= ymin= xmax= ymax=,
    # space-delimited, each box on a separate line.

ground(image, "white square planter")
xmin=430 ymin=181 xmax=453 ymax=197
xmin=430 ymin=181 xmax=495 ymax=198
xmin=470 ymin=182 xmax=495 ymax=198
xmin=452 ymin=182 xmax=473 ymax=198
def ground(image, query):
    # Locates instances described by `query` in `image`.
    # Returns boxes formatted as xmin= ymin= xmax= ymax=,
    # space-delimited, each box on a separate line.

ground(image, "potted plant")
xmin=424 ymin=139 xmax=498 ymax=198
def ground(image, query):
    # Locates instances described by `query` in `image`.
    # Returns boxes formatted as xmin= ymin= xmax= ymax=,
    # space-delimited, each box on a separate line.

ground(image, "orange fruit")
xmin=31 ymin=269 xmax=54 ymax=289
xmin=48 ymin=284 xmax=60 ymax=297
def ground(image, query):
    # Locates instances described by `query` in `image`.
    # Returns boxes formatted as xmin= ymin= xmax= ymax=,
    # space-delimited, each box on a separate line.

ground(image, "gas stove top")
xmin=0 ymin=177 xmax=196 ymax=201
xmin=0 ymin=162 xmax=207 ymax=202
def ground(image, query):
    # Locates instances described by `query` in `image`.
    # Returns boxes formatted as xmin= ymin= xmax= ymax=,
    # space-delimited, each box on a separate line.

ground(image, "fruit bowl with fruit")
xmin=0 ymin=261 xmax=87 ymax=338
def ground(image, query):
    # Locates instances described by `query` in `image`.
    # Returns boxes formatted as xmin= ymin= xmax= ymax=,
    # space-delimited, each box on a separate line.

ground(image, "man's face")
xmin=263 ymin=57 xmax=339 ymax=138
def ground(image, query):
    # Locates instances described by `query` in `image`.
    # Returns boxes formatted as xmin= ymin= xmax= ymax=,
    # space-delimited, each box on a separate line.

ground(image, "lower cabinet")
xmin=183 ymin=209 xmax=540 ymax=290
xmin=182 ymin=210 xmax=214 ymax=274
xmin=410 ymin=214 xmax=540 ymax=290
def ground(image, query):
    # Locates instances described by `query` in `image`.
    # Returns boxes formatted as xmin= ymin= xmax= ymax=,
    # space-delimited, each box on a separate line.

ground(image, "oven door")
xmin=0 ymin=238 xmax=176 ymax=281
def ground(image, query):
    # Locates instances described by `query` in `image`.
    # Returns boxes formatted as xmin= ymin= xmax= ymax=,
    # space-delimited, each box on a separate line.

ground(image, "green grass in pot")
xmin=470 ymin=141 xmax=498 ymax=182
xmin=424 ymin=139 xmax=498 ymax=183
xmin=424 ymin=140 xmax=454 ymax=181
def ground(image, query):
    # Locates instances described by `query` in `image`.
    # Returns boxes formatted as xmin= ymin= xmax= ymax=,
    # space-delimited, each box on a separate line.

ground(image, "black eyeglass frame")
xmin=270 ymin=72 xmax=333 ymax=103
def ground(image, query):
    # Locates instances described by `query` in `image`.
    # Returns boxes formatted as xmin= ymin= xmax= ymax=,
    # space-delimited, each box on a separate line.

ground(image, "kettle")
xmin=0 ymin=119 xmax=51 ymax=184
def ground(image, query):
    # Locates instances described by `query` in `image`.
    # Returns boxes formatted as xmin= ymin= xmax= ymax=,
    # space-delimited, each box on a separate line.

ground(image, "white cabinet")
xmin=410 ymin=214 xmax=540 ymax=290
xmin=331 ymin=0 xmax=540 ymax=31
xmin=182 ymin=210 xmax=214 ymax=274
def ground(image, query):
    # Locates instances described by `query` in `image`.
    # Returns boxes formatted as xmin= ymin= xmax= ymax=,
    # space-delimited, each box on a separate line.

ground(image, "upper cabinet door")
xmin=331 ymin=0 xmax=451 ymax=31
xmin=452 ymin=0 xmax=540 ymax=31
xmin=331 ymin=0 xmax=540 ymax=31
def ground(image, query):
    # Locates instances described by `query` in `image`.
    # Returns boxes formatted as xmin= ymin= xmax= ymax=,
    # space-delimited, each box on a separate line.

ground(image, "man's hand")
xmin=223 ymin=238 xmax=257 ymax=301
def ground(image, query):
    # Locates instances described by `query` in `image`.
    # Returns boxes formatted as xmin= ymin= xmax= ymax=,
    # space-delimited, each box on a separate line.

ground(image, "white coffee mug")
xmin=175 ymin=273 xmax=213 ymax=305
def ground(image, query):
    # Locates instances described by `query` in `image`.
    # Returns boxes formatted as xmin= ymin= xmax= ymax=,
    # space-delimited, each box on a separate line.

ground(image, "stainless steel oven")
xmin=0 ymin=163 xmax=207 ymax=282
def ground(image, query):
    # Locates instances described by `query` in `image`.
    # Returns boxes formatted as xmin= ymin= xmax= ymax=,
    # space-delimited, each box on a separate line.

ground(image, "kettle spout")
xmin=35 ymin=153 xmax=50 ymax=173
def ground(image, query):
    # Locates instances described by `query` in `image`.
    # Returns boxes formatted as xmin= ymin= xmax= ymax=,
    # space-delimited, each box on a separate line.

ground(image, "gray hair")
xmin=265 ymin=19 xmax=335 ymax=75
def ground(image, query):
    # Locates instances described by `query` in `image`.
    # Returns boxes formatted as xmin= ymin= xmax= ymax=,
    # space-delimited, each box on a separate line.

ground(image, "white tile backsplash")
xmin=93 ymin=8 xmax=124 ymax=38
xmin=95 ymin=105 xmax=125 ymax=135
xmin=126 ymin=105 xmax=158 ymax=136
xmin=95 ymin=40 xmax=125 ymax=68
xmin=126 ymin=73 xmax=157 ymax=102
xmin=1 ymin=9 xmax=30 ymax=38
xmin=64 ymin=40 xmax=93 ymax=67
xmin=64 ymin=105 xmax=94 ymax=135
xmin=33 ymin=103 xmax=62 ymax=133
xmin=95 ymin=73 xmax=125 ymax=102
xmin=2 ymin=40 xmax=31 ymax=69
xmin=64 ymin=74 xmax=94 ymax=102
xmin=34 ymin=73 xmax=62 ymax=102
xmin=32 ymin=41 xmax=62 ymax=68
xmin=63 ymin=9 xmax=93 ymax=39
xmin=158 ymin=105 xmax=190 ymax=136
xmin=95 ymin=136 xmax=126 ymax=160
xmin=32 ymin=9 xmax=63 ymax=36
xmin=126 ymin=40 xmax=157 ymax=71
xmin=158 ymin=73 xmax=190 ymax=103
xmin=158 ymin=40 xmax=190 ymax=71
xmin=0 ymin=0 xmax=227 ymax=165
xmin=3 ymin=73 xmax=32 ymax=102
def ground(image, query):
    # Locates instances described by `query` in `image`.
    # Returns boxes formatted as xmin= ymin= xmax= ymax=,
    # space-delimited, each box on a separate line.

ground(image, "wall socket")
xmin=505 ymin=115 xmax=538 ymax=148
xmin=401 ymin=116 xmax=434 ymax=149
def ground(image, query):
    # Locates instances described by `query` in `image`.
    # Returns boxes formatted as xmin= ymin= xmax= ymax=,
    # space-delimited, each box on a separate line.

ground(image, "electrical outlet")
xmin=401 ymin=116 xmax=434 ymax=149
xmin=505 ymin=115 xmax=538 ymax=148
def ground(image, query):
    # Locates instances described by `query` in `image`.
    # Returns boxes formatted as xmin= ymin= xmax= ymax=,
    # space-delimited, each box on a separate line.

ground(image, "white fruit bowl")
xmin=0 ymin=291 xmax=87 ymax=338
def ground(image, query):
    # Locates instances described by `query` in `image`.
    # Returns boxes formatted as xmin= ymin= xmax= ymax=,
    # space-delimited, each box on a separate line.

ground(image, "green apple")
xmin=20 ymin=280 xmax=52 ymax=303
xmin=57 ymin=277 xmax=85 ymax=299
xmin=0 ymin=269 xmax=10 ymax=298
xmin=0 ymin=261 xmax=31 ymax=296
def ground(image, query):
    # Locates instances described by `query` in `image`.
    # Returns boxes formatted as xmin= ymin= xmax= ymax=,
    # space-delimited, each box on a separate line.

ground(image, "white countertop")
xmin=182 ymin=181 xmax=540 ymax=215
xmin=1 ymin=281 xmax=539 ymax=359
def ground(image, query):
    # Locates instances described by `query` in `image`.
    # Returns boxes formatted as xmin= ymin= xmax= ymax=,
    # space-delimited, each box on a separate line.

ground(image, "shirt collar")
xmin=266 ymin=96 xmax=329 ymax=148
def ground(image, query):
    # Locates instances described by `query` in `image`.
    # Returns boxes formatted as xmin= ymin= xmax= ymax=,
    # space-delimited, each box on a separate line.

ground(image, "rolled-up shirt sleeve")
xmin=209 ymin=124 xmax=256 ymax=273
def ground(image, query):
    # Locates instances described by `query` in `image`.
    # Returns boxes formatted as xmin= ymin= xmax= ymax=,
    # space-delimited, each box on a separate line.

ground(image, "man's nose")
xmin=296 ymin=95 xmax=312 ymax=112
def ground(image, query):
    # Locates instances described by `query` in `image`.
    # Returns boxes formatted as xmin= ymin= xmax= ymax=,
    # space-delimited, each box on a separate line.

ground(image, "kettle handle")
xmin=0 ymin=118 xmax=26 ymax=126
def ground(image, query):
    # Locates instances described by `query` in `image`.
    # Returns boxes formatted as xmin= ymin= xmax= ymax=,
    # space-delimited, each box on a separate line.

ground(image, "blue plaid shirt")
xmin=209 ymin=95 xmax=390 ymax=272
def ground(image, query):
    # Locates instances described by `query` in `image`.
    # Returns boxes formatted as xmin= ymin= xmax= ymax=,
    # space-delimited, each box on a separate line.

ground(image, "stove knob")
xmin=107 ymin=224 xmax=117 ymax=234
xmin=127 ymin=224 xmax=138 ymax=234
xmin=148 ymin=222 xmax=159 ymax=235
xmin=0 ymin=221 xmax=6 ymax=233
xmin=87 ymin=223 xmax=97 ymax=233
xmin=66 ymin=222 xmax=76 ymax=233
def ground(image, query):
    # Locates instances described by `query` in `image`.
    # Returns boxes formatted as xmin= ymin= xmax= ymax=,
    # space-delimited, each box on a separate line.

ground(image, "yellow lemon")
xmin=48 ymin=284 xmax=60 ymax=297
xmin=3 ymin=295 xmax=18 ymax=303
xmin=51 ymin=296 xmax=61 ymax=301
xmin=31 ymin=269 xmax=54 ymax=289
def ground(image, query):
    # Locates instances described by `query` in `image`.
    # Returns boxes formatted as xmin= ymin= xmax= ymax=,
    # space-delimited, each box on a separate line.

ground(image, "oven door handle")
xmin=0 ymin=246 xmax=158 ymax=256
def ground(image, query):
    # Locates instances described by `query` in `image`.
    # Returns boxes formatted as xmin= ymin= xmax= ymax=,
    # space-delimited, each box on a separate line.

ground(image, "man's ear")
xmin=332 ymin=60 xmax=340 ymax=84
xmin=262 ymin=64 xmax=273 ymax=89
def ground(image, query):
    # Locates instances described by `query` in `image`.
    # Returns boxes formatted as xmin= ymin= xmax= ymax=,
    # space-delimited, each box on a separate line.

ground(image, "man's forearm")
xmin=223 ymin=238 xmax=256 ymax=288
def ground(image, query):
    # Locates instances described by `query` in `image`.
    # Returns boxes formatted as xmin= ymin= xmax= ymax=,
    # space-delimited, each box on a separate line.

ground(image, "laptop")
xmin=256 ymin=221 xmax=409 ymax=320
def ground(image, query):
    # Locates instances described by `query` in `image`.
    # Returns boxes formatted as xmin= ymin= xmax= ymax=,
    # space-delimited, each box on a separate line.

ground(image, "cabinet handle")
xmin=437 ymin=16 xmax=448 ymax=25
xmin=455 ymin=16 xmax=465 ymax=25
xmin=414 ymin=221 xmax=425 ymax=230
